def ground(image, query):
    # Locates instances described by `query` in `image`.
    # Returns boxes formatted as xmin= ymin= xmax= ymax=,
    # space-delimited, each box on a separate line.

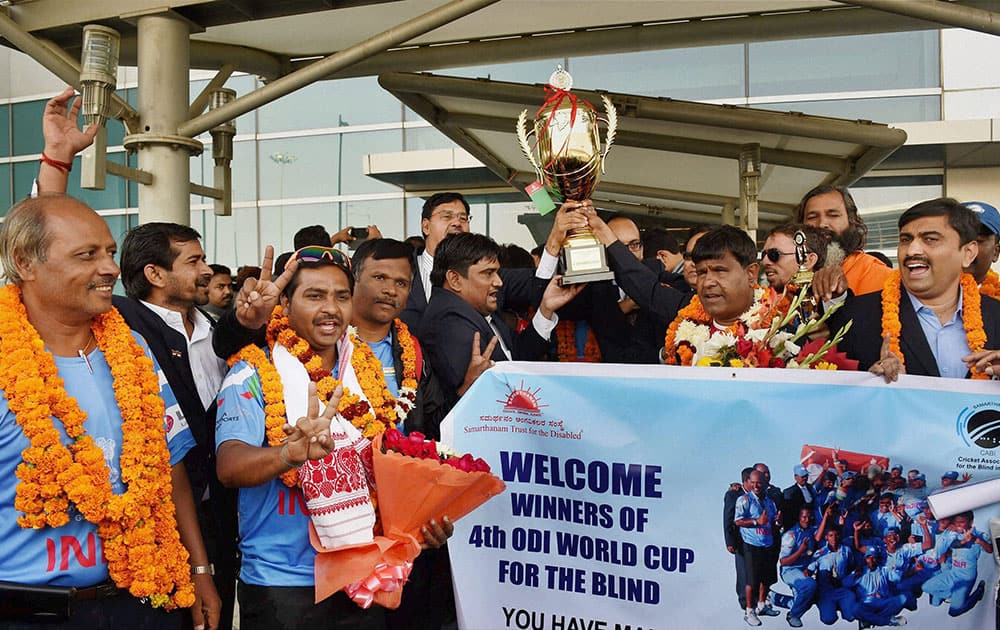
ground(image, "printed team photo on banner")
xmin=441 ymin=363 xmax=1000 ymax=630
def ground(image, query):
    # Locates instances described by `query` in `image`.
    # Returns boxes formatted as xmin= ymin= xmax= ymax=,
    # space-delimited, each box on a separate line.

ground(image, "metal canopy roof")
xmin=374 ymin=71 xmax=907 ymax=226
xmin=4 ymin=1 xmax=995 ymax=82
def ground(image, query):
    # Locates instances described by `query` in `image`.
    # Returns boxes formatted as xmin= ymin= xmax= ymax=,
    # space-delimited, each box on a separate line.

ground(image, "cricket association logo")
xmin=497 ymin=379 xmax=547 ymax=415
xmin=957 ymin=402 xmax=1000 ymax=449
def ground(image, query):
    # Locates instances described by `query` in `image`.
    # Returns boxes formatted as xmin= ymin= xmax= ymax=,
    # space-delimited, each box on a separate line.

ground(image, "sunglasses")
xmin=291 ymin=245 xmax=352 ymax=271
xmin=761 ymin=248 xmax=795 ymax=263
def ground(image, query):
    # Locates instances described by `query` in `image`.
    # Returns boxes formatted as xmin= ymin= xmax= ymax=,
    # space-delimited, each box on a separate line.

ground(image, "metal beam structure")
xmin=178 ymin=0 xmax=501 ymax=137
xmin=297 ymin=3 xmax=989 ymax=80
xmin=840 ymin=0 xmax=1000 ymax=37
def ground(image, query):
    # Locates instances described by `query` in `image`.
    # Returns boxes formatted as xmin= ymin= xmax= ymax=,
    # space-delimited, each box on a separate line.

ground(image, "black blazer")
xmin=606 ymin=241 xmax=690 ymax=327
xmin=557 ymin=281 xmax=664 ymax=364
xmin=830 ymin=289 xmax=1000 ymax=376
xmin=112 ymin=296 xmax=217 ymax=497
xmin=401 ymin=250 xmax=547 ymax=337
xmin=420 ymin=287 xmax=552 ymax=411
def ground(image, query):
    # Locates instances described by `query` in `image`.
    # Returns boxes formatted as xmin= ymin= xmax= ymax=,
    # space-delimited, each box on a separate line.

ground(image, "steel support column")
xmin=130 ymin=13 xmax=200 ymax=225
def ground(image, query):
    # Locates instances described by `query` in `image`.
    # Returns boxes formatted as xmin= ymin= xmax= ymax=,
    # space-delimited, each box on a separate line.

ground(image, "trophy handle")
xmin=599 ymin=95 xmax=617 ymax=170
xmin=516 ymin=109 xmax=542 ymax=178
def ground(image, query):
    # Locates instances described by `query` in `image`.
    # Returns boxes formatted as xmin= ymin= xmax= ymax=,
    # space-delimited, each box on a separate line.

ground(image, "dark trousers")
xmin=0 ymin=594 xmax=181 ymax=630
xmin=237 ymin=581 xmax=385 ymax=630
xmin=384 ymin=545 xmax=456 ymax=630
xmin=733 ymin=547 xmax=747 ymax=609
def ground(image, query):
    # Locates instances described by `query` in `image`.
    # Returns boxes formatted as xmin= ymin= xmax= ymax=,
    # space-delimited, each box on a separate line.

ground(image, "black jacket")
xmin=829 ymin=289 xmax=1000 ymax=376
xmin=112 ymin=296 xmax=217 ymax=498
xmin=420 ymin=287 xmax=552 ymax=411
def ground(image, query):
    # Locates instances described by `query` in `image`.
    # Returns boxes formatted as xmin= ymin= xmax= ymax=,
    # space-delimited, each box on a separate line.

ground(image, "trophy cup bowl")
xmin=518 ymin=72 xmax=617 ymax=285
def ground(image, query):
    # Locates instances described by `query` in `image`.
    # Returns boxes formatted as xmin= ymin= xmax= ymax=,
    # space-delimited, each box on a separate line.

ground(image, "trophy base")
xmin=559 ymin=236 xmax=614 ymax=286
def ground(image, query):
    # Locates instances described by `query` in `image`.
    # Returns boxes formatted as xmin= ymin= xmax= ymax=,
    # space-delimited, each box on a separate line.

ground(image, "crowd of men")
xmin=726 ymin=461 xmax=991 ymax=628
xmin=3 ymin=86 xmax=1000 ymax=630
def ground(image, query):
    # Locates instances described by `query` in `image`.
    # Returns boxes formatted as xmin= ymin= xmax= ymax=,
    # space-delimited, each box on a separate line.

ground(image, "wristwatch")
xmin=190 ymin=564 xmax=215 ymax=576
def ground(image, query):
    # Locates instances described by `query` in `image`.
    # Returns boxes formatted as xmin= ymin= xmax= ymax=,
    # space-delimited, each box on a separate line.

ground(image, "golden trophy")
xmin=517 ymin=67 xmax=617 ymax=284
xmin=791 ymin=230 xmax=817 ymax=320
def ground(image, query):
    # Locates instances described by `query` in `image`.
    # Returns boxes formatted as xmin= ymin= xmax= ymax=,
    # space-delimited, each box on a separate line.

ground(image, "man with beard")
xmin=796 ymin=185 xmax=891 ymax=298
xmin=215 ymin=248 xmax=449 ymax=629
xmin=829 ymin=198 xmax=1000 ymax=380
xmin=115 ymin=223 xmax=238 ymax=630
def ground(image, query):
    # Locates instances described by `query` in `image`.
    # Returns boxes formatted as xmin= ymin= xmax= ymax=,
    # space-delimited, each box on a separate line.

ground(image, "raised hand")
xmin=457 ymin=331 xmax=500 ymax=397
xmin=236 ymin=245 xmax=300 ymax=329
xmin=43 ymin=86 xmax=98 ymax=162
xmin=280 ymin=382 xmax=342 ymax=466
xmin=870 ymin=334 xmax=904 ymax=383
xmin=538 ymin=275 xmax=585 ymax=319
xmin=545 ymin=201 xmax=591 ymax=255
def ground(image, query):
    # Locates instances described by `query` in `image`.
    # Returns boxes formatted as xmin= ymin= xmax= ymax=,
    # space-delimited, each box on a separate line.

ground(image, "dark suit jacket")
xmin=420 ymin=287 xmax=552 ymax=411
xmin=782 ymin=483 xmax=815 ymax=531
xmin=723 ymin=488 xmax=742 ymax=551
xmin=557 ymin=281 xmax=663 ymax=364
xmin=606 ymin=241 xmax=691 ymax=330
xmin=400 ymin=250 xmax=546 ymax=335
xmin=112 ymin=296 xmax=216 ymax=498
xmin=830 ymin=289 xmax=1000 ymax=376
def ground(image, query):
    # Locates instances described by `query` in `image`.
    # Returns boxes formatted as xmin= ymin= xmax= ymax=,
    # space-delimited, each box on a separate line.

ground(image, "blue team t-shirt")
xmin=734 ymin=492 xmax=776 ymax=548
xmin=0 ymin=333 xmax=195 ymax=587
xmin=216 ymin=359 xmax=333 ymax=587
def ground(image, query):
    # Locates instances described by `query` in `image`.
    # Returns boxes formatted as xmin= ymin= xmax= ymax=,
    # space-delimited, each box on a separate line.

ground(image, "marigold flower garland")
xmin=980 ymin=270 xmax=1000 ymax=300
xmin=555 ymin=321 xmax=601 ymax=362
xmin=0 ymin=285 xmax=194 ymax=609
xmin=232 ymin=307 xmax=403 ymax=487
xmin=881 ymin=270 xmax=988 ymax=379
xmin=663 ymin=287 xmax=790 ymax=366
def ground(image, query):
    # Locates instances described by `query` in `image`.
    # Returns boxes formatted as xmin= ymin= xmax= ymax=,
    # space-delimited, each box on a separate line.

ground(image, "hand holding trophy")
xmin=517 ymin=67 xmax=617 ymax=284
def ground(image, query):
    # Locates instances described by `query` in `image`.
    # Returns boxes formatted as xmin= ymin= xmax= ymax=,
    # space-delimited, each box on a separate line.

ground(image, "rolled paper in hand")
xmin=927 ymin=477 xmax=1000 ymax=519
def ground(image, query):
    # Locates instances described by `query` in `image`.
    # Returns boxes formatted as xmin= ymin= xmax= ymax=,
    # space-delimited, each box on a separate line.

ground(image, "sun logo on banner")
xmin=957 ymin=405 xmax=1000 ymax=448
xmin=497 ymin=379 xmax=546 ymax=415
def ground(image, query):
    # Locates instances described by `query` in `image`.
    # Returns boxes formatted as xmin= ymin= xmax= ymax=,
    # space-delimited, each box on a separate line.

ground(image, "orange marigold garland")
xmin=980 ymin=270 xmax=1000 ymax=300
xmin=0 ymin=284 xmax=194 ymax=609
xmin=391 ymin=319 xmax=419 ymax=419
xmin=880 ymin=270 xmax=988 ymax=379
xmin=555 ymin=321 xmax=602 ymax=362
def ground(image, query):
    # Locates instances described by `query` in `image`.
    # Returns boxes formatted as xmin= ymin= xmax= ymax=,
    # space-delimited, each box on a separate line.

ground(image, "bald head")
xmin=1 ymin=195 xmax=92 ymax=284
xmin=608 ymin=216 xmax=642 ymax=260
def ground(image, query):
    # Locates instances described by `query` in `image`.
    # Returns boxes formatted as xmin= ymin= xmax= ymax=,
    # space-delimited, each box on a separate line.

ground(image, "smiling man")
xmin=115 ymin=222 xmax=236 ymax=629
xmin=760 ymin=224 xmax=828 ymax=293
xmin=831 ymin=197 xmax=1000 ymax=380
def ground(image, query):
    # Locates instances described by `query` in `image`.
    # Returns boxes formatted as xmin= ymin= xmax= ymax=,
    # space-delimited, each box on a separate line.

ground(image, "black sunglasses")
xmin=761 ymin=248 xmax=795 ymax=263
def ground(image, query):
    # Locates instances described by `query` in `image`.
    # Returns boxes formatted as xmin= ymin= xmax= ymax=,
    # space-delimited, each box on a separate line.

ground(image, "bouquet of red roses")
xmin=312 ymin=430 xmax=505 ymax=608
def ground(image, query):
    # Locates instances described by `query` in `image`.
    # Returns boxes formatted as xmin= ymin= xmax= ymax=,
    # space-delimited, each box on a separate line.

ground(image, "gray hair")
xmin=0 ymin=195 xmax=62 ymax=285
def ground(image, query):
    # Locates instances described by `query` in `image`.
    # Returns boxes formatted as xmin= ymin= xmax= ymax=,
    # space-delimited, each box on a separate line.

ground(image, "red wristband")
xmin=41 ymin=152 xmax=73 ymax=173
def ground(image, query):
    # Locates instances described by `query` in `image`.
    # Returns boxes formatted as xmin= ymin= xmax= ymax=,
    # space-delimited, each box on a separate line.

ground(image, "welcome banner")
xmin=441 ymin=363 xmax=1000 ymax=630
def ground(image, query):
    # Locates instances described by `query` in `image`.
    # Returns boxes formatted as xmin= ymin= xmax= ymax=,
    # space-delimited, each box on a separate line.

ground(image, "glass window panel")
xmin=232 ymin=141 xmax=258 ymax=202
xmin=12 ymin=161 xmax=37 ymax=201
xmin=200 ymin=204 xmax=261 ymax=270
xmin=0 ymin=104 xmax=9 ymax=158
xmin=341 ymin=199 xmax=406 ymax=241
xmin=339 ymin=129 xmax=403 ymax=195
xmin=258 ymin=136 xmax=338 ymax=200
xmin=0 ymin=164 xmax=11 ymax=215
xmin=403 ymin=126 xmax=458 ymax=151
xmin=66 ymin=152 xmax=129 ymax=209
xmin=571 ymin=46 xmax=746 ymax=101
xmin=483 ymin=202 xmax=537 ymax=251
xmin=751 ymin=95 xmax=940 ymax=123
xmin=749 ymin=31 xmax=939 ymax=97
xmin=12 ymin=99 xmax=45 ymax=155
xmin=258 ymin=77 xmax=402 ymax=132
